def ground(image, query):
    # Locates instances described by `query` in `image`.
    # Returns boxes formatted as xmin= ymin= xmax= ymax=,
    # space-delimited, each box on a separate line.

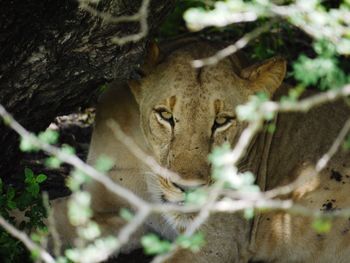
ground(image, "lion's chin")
xmin=145 ymin=178 xmax=196 ymax=231
xmin=163 ymin=212 xmax=196 ymax=233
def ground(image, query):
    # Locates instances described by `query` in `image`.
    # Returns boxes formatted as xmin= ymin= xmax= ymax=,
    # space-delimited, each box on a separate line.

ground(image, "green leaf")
xmin=342 ymin=135 xmax=350 ymax=150
xmin=267 ymin=123 xmax=276 ymax=134
xmin=20 ymin=136 xmax=39 ymax=152
xmin=6 ymin=187 xmax=15 ymax=200
xmin=68 ymin=192 xmax=92 ymax=226
xmin=293 ymin=54 xmax=347 ymax=90
xmin=7 ymin=200 xmax=17 ymax=209
xmin=312 ymin=218 xmax=332 ymax=233
xmin=77 ymin=221 xmax=101 ymax=240
xmin=208 ymin=143 xmax=231 ymax=167
xmin=62 ymin=144 xmax=76 ymax=155
xmin=36 ymin=174 xmax=47 ymax=183
xmin=95 ymin=155 xmax=114 ymax=172
xmin=45 ymin=156 xmax=62 ymax=168
xmin=30 ymin=248 xmax=40 ymax=261
xmin=67 ymin=169 xmax=90 ymax=191
xmin=2 ymin=115 xmax=12 ymax=126
xmin=65 ymin=249 xmax=80 ymax=262
xmin=99 ymin=84 xmax=109 ymax=93
xmin=26 ymin=184 xmax=40 ymax=197
xmin=38 ymin=129 xmax=59 ymax=145
xmin=185 ymin=189 xmax=207 ymax=205
xmin=56 ymin=257 xmax=69 ymax=263
xmin=141 ymin=234 xmax=172 ymax=255
xmin=236 ymin=93 xmax=272 ymax=122
xmin=24 ymin=168 xmax=35 ymax=183
xmin=119 ymin=208 xmax=134 ymax=222
xmin=176 ymin=232 xmax=205 ymax=252
xmin=243 ymin=208 xmax=254 ymax=220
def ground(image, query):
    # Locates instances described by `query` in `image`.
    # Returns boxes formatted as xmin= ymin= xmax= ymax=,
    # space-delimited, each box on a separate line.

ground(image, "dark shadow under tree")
xmin=0 ymin=0 xmax=175 ymax=181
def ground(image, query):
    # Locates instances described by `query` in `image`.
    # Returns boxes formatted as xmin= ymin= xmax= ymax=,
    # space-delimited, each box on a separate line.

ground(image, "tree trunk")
xmin=0 ymin=0 xmax=175 ymax=179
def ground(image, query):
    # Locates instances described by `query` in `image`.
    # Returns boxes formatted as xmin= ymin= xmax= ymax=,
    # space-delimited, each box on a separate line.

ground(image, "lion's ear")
xmin=128 ymin=41 xmax=160 ymax=103
xmin=144 ymin=41 xmax=160 ymax=72
xmin=240 ymin=57 xmax=286 ymax=97
xmin=128 ymin=79 xmax=142 ymax=103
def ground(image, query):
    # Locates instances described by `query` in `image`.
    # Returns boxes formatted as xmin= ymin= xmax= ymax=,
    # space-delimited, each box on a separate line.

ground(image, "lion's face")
xmin=130 ymin=42 xmax=286 ymax=228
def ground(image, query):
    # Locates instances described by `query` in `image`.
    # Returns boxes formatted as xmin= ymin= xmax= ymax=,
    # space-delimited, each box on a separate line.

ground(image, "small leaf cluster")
xmin=293 ymin=40 xmax=350 ymax=90
xmin=312 ymin=218 xmax=332 ymax=234
xmin=0 ymin=168 xmax=48 ymax=262
xmin=19 ymin=128 xmax=76 ymax=170
xmin=209 ymin=144 xmax=260 ymax=192
xmin=141 ymin=232 xmax=205 ymax=255
xmin=236 ymin=92 xmax=274 ymax=122
xmin=20 ymin=129 xmax=59 ymax=152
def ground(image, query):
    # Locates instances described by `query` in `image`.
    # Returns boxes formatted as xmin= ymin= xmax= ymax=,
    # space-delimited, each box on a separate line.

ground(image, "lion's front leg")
xmin=51 ymin=196 xmax=146 ymax=254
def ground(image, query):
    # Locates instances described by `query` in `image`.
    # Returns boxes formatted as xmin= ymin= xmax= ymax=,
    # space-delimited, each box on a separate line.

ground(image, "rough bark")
xmin=0 ymin=0 xmax=175 ymax=179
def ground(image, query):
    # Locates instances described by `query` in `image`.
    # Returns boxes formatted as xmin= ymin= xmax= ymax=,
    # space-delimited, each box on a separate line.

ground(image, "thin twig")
xmin=262 ymin=84 xmax=350 ymax=113
xmin=191 ymin=22 xmax=273 ymax=68
xmin=117 ymin=207 xmax=150 ymax=248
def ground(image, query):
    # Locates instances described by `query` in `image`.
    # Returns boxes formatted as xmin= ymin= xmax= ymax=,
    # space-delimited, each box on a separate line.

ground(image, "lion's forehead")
xmin=154 ymin=65 xmax=244 ymax=106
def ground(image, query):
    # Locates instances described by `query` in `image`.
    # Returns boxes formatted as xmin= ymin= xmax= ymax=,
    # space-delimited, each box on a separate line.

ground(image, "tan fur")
xmin=53 ymin=40 xmax=350 ymax=262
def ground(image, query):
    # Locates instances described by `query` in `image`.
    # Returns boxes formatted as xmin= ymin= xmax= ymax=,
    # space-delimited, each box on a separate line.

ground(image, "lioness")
xmin=54 ymin=39 xmax=350 ymax=262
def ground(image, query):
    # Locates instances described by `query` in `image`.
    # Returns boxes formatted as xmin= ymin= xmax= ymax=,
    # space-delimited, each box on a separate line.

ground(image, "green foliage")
xmin=158 ymin=0 xmax=210 ymax=38
xmin=20 ymin=135 xmax=39 ymax=152
xmin=280 ymin=85 xmax=306 ymax=104
xmin=65 ymin=236 xmax=119 ymax=262
xmin=45 ymin=156 xmax=62 ymax=168
xmin=77 ymin=221 xmax=101 ymax=241
xmin=119 ymin=208 xmax=134 ymax=222
xmin=209 ymin=144 xmax=260 ymax=192
xmin=141 ymin=234 xmax=172 ymax=255
xmin=208 ymin=142 xmax=231 ymax=167
xmin=293 ymin=43 xmax=349 ymax=90
xmin=68 ymin=191 xmax=92 ymax=226
xmin=20 ymin=129 xmax=59 ymax=153
xmin=236 ymin=92 xmax=273 ymax=122
xmin=176 ymin=232 xmax=205 ymax=252
xmin=180 ymin=0 xmax=350 ymax=93
xmin=98 ymin=84 xmax=109 ymax=93
xmin=141 ymin=232 xmax=206 ymax=255
xmin=67 ymin=169 xmax=91 ymax=191
xmin=266 ymin=123 xmax=276 ymax=134
xmin=312 ymin=218 xmax=332 ymax=233
xmin=185 ymin=188 xmax=207 ymax=205
xmin=38 ymin=129 xmax=59 ymax=145
xmin=95 ymin=155 xmax=114 ymax=173
xmin=0 ymin=169 xmax=47 ymax=263
xmin=342 ymin=135 xmax=350 ymax=150
xmin=243 ymin=208 xmax=255 ymax=220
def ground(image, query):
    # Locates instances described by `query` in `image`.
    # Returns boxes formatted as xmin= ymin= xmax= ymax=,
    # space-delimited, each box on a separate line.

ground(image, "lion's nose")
xmin=172 ymin=181 xmax=206 ymax=192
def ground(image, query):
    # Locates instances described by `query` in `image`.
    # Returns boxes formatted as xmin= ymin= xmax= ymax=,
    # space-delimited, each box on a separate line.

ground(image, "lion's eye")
xmin=155 ymin=108 xmax=175 ymax=127
xmin=215 ymin=117 xmax=229 ymax=126
xmin=212 ymin=115 xmax=234 ymax=132
xmin=160 ymin=111 xmax=173 ymax=121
